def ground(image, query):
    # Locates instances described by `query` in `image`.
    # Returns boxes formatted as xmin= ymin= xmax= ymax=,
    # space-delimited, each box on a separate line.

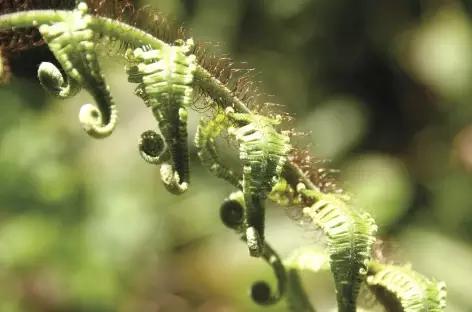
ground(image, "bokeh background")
xmin=1 ymin=0 xmax=472 ymax=311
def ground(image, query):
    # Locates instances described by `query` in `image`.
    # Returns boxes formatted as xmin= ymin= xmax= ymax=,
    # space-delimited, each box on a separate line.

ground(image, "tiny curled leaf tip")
xmin=78 ymin=103 xmax=117 ymax=139
xmin=251 ymin=281 xmax=272 ymax=305
xmin=220 ymin=197 xmax=245 ymax=230
xmin=79 ymin=104 xmax=101 ymax=129
xmin=138 ymin=130 xmax=168 ymax=165
xmin=37 ymin=62 xmax=81 ymax=99
xmin=159 ymin=163 xmax=188 ymax=195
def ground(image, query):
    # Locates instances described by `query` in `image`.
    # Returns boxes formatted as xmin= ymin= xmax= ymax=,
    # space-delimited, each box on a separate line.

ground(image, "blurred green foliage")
xmin=1 ymin=0 xmax=472 ymax=311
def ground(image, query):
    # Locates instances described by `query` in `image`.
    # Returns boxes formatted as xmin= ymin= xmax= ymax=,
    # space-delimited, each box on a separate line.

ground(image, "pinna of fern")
xmin=0 ymin=1 xmax=447 ymax=311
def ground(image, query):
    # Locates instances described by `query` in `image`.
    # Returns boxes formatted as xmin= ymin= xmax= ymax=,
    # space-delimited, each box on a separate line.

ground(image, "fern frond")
xmin=195 ymin=106 xmax=291 ymax=257
xmin=35 ymin=2 xmax=118 ymax=138
xmin=124 ymin=39 xmax=196 ymax=194
xmin=366 ymin=261 xmax=447 ymax=312
xmin=225 ymin=108 xmax=292 ymax=257
xmin=300 ymin=186 xmax=377 ymax=312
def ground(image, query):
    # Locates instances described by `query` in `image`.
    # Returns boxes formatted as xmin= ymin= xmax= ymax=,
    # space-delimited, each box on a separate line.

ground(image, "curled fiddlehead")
xmin=138 ymin=128 xmax=185 ymax=196
xmin=37 ymin=61 xmax=81 ymax=98
xmin=366 ymin=261 xmax=447 ymax=312
xmin=36 ymin=2 xmax=118 ymax=138
xmin=125 ymin=39 xmax=196 ymax=195
xmin=220 ymin=191 xmax=286 ymax=306
xmin=138 ymin=129 xmax=169 ymax=164
xmin=298 ymin=184 xmax=378 ymax=312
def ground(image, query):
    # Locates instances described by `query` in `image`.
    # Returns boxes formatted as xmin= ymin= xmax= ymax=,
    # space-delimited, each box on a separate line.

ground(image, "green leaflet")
xmin=366 ymin=262 xmax=447 ymax=312
xmin=300 ymin=186 xmax=377 ymax=312
xmin=125 ymin=40 xmax=196 ymax=194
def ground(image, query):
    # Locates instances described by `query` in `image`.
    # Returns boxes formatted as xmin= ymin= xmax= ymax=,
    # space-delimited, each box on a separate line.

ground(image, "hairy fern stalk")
xmin=0 ymin=1 xmax=447 ymax=311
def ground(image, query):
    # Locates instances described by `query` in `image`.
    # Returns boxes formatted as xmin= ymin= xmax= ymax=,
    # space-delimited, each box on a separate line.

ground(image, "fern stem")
xmin=0 ymin=10 xmax=64 ymax=28
xmin=193 ymin=68 xmax=253 ymax=115
xmin=88 ymin=16 xmax=167 ymax=50
xmin=286 ymin=269 xmax=317 ymax=312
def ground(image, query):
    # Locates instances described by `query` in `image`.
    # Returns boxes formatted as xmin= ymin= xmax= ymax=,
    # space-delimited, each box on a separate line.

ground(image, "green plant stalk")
xmin=286 ymin=269 xmax=317 ymax=312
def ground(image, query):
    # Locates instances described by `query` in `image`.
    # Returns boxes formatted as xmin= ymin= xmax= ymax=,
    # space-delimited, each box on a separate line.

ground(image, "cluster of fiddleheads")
xmin=0 ymin=1 xmax=447 ymax=311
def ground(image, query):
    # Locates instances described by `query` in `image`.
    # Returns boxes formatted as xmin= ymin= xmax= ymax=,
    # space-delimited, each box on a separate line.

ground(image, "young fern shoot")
xmin=298 ymin=184 xmax=378 ymax=312
xmin=37 ymin=2 xmax=118 ymax=138
xmin=125 ymin=39 xmax=196 ymax=194
xmin=226 ymin=107 xmax=292 ymax=257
